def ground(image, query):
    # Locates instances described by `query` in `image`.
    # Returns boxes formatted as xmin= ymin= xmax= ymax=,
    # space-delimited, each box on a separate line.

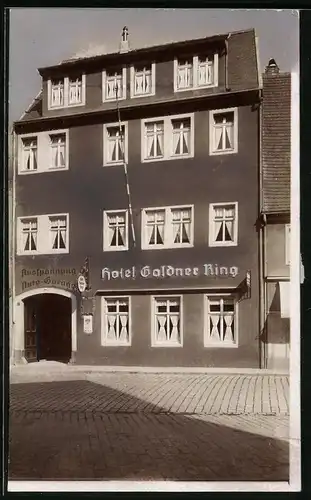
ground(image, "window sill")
xmin=103 ymin=161 xmax=126 ymax=167
xmin=101 ymin=341 xmax=131 ymax=347
xmin=209 ymin=241 xmax=238 ymax=248
xmin=209 ymin=148 xmax=238 ymax=156
xmin=142 ymin=243 xmax=194 ymax=251
xmin=204 ymin=342 xmax=238 ymax=348
xmin=102 ymin=95 xmax=126 ymax=103
xmin=130 ymin=91 xmax=156 ymax=99
xmin=152 ymin=342 xmax=183 ymax=348
xmin=103 ymin=247 xmax=129 ymax=252
xmin=18 ymin=170 xmax=40 ymax=175
xmin=142 ymin=154 xmax=194 ymax=163
xmin=174 ymin=83 xmax=218 ymax=92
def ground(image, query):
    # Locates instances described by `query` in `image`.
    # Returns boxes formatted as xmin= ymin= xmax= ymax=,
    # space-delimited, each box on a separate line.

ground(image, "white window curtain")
xmin=177 ymin=60 xmax=193 ymax=89
xmin=69 ymin=78 xmax=82 ymax=105
xmin=213 ymin=112 xmax=234 ymax=151
xmin=51 ymin=80 xmax=64 ymax=107
xmin=155 ymin=298 xmax=180 ymax=343
xmin=145 ymin=122 xmax=164 ymax=159
xmin=22 ymin=219 xmax=37 ymax=251
xmin=146 ymin=210 xmax=165 ymax=245
xmin=105 ymin=299 xmax=129 ymax=343
xmin=208 ymin=298 xmax=235 ymax=343
xmin=50 ymin=134 xmax=66 ymax=168
xmin=213 ymin=205 xmax=235 ymax=243
xmin=197 ymin=56 xmax=214 ymax=86
xmin=49 ymin=217 xmax=67 ymax=250
xmin=107 ymin=212 xmax=126 ymax=248
xmin=134 ymin=67 xmax=152 ymax=95
xmin=107 ymin=126 xmax=124 ymax=163
xmin=172 ymin=119 xmax=191 ymax=156
xmin=22 ymin=138 xmax=37 ymax=171
xmin=106 ymin=72 xmax=123 ymax=100
xmin=171 ymin=208 xmax=191 ymax=244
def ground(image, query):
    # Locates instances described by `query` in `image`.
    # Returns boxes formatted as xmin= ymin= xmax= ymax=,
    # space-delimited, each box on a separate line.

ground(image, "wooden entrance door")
xmin=24 ymin=299 xmax=38 ymax=362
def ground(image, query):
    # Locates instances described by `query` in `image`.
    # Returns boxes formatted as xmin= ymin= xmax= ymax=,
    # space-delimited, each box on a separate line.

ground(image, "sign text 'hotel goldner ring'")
xmin=101 ymin=264 xmax=238 ymax=280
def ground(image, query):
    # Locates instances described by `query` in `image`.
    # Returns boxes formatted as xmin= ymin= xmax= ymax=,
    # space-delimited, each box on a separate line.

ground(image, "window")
xmin=174 ymin=54 xmax=218 ymax=92
xmin=49 ymin=133 xmax=67 ymax=169
xmin=48 ymin=75 xmax=86 ymax=109
xmin=142 ymin=205 xmax=193 ymax=250
xmin=285 ymin=224 xmax=291 ymax=265
xmin=49 ymin=216 xmax=68 ymax=251
xmin=204 ymin=295 xmax=238 ymax=347
xmin=17 ymin=214 xmax=69 ymax=255
xmin=103 ymin=122 xmax=128 ymax=166
xmin=152 ymin=296 xmax=182 ymax=347
xmin=130 ymin=63 xmax=155 ymax=97
xmin=101 ymin=297 xmax=131 ymax=346
xmin=102 ymin=68 xmax=126 ymax=101
xmin=18 ymin=130 xmax=69 ymax=174
xmin=142 ymin=114 xmax=194 ymax=162
xmin=20 ymin=218 xmax=38 ymax=253
xmin=209 ymin=108 xmax=238 ymax=155
xmin=209 ymin=203 xmax=238 ymax=247
xmin=21 ymin=137 xmax=38 ymax=172
xmin=103 ymin=210 xmax=128 ymax=251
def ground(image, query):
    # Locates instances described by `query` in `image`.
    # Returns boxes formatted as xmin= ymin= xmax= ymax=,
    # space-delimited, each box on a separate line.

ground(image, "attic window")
xmin=102 ymin=68 xmax=126 ymax=101
xmin=48 ymin=75 xmax=86 ymax=109
xmin=174 ymin=54 xmax=218 ymax=92
xmin=130 ymin=63 xmax=156 ymax=98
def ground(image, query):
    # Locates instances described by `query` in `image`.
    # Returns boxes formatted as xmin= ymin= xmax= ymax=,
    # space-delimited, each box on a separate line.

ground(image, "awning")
xmin=279 ymin=281 xmax=290 ymax=318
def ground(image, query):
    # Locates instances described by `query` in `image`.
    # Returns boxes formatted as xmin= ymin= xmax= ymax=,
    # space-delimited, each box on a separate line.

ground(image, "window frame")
xmin=209 ymin=202 xmax=238 ymax=247
xmin=151 ymin=295 xmax=183 ymax=348
xmin=285 ymin=224 xmax=291 ymax=266
xmin=130 ymin=62 xmax=156 ymax=98
xmin=102 ymin=67 xmax=127 ymax=102
xmin=141 ymin=204 xmax=194 ymax=250
xmin=174 ymin=53 xmax=219 ymax=93
xmin=204 ymin=293 xmax=239 ymax=348
xmin=101 ymin=296 xmax=132 ymax=346
xmin=18 ymin=129 xmax=69 ymax=175
xmin=17 ymin=213 xmax=70 ymax=256
xmin=103 ymin=209 xmax=129 ymax=252
xmin=141 ymin=113 xmax=195 ymax=163
xmin=103 ymin=121 xmax=128 ymax=166
xmin=209 ymin=107 xmax=238 ymax=155
xmin=47 ymin=75 xmax=86 ymax=110
xmin=48 ymin=129 xmax=69 ymax=171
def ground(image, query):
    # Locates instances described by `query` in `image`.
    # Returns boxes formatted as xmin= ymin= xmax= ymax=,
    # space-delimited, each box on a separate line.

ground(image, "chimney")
xmin=120 ymin=26 xmax=130 ymax=53
xmin=265 ymin=58 xmax=280 ymax=76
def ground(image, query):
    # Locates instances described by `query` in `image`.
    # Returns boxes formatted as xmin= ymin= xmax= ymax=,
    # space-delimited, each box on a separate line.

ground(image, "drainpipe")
xmin=258 ymin=88 xmax=267 ymax=368
xmin=10 ymin=127 xmax=16 ymax=364
xmin=225 ymin=34 xmax=231 ymax=91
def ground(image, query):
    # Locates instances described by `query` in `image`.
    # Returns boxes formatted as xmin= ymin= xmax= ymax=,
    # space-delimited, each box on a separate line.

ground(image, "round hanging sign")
xmin=77 ymin=274 xmax=87 ymax=293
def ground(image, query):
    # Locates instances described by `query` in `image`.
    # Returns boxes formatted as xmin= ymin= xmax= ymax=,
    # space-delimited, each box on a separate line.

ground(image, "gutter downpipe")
xmin=258 ymin=88 xmax=267 ymax=369
xmin=11 ymin=127 xmax=17 ymax=365
xmin=225 ymin=34 xmax=231 ymax=91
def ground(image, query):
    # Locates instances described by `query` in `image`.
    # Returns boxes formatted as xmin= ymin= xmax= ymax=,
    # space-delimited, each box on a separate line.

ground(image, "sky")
xmin=9 ymin=8 xmax=299 ymax=123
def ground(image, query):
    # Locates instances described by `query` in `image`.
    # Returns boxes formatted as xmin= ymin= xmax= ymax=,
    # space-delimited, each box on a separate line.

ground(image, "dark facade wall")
xmin=265 ymin=223 xmax=290 ymax=278
xmin=76 ymin=293 xmax=259 ymax=367
xmin=15 ymin=100 xmax=260 ymax=367
xmin=15 ymin=103 xmax=259 ymax=291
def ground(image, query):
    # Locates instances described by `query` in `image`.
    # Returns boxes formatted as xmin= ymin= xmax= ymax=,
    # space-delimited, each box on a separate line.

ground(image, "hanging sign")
xmin=77 ymin=274 xmax=87 ymax=293
xmin=83 ymin=314 xmax=93 ymax=334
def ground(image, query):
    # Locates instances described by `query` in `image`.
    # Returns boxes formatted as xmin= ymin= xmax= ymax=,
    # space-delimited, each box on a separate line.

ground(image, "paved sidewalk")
xmin=10 ymin=372 xmax=289 ymax=415
xmin=9 ymin=411 xmax=289 ymax=481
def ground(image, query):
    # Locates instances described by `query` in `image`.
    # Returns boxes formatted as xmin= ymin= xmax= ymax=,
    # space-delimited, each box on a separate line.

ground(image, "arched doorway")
xmin=24 ymin=293 xmax=72 ymax=363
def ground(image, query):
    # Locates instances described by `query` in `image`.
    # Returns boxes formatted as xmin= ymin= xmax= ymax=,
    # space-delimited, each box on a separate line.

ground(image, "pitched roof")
xmin=262 ymin=67 xmax=291 ymax=214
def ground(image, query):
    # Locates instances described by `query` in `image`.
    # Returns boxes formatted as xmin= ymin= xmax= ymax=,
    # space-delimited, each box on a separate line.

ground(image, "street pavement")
xmin=8 ymin=368 xmax=290 ymax=482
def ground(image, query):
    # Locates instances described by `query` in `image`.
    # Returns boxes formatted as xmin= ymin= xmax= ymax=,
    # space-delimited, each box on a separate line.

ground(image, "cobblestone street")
xmin=9 ymin=370 xmax=290 ymax=481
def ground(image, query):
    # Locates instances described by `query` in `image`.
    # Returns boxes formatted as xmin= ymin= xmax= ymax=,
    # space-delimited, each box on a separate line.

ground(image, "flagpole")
xmin=115 ymin=83 xmax=136 ymax=248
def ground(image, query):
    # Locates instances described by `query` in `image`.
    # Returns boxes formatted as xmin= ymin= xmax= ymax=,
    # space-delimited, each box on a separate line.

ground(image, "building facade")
xmin=260 ymin=60 xmax=291 ymax=370
xmin=11 ymin=28 xmax=263 ymax=367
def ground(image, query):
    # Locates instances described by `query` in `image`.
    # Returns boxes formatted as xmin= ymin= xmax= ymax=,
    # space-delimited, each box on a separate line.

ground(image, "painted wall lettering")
xmin=20 ymin=267 xmax=77 ymax=292
xmin=101 ymin=264 xmax=239 ymax=280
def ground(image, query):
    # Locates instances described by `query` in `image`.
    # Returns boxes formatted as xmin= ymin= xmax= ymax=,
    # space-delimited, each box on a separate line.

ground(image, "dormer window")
xmin=102 ymin=68 xmax=126 ymax=102
xmin=130 ymin=63 xmax=155 ymax=98
xmin=48 ymin=75 xmax=86 ymax=109
xmin=174 ymin=54 xmax=218 ymax=92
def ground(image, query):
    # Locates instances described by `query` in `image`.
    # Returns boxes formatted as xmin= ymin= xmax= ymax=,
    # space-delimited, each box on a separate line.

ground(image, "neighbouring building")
xmin=260 ymin=59 xmax=291 ymax=370
xmin=11 ymin=28 xmax=264 ymax=367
